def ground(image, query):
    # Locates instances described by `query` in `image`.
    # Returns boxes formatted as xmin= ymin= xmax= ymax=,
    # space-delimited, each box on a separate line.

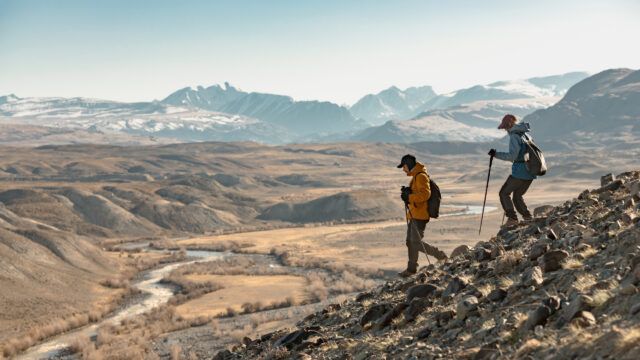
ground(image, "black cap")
xmin=397 ymin=154 xmax=416 ymax=169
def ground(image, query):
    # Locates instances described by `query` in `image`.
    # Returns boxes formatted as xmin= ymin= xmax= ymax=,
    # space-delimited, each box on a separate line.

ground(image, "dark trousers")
xmin=499 ymin=175 xmax=533 ymax=221
xmin=405 ymin=219 xmax=445 ymax=271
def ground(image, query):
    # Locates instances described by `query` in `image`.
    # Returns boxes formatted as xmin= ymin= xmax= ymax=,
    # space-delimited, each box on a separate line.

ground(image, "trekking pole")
xmin=479 ymin=155 xmax=494 ymax=235
xmin=405 ymin=203 xmax=432 ymax=265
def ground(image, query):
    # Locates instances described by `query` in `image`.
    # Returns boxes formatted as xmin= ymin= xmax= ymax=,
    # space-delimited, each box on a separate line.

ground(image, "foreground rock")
xmin=220 ymin=170 xmax=640 ymax=359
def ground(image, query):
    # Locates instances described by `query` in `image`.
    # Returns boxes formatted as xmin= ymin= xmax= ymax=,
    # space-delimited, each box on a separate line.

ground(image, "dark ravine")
xmin=220 ymin=170 xmax=640 ymax=359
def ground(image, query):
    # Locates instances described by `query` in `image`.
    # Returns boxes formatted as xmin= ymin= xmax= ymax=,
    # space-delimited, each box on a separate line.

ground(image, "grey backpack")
xmin=523 ymin=135 xmax=547 ymax=176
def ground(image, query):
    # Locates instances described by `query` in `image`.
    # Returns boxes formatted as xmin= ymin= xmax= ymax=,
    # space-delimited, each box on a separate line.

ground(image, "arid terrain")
xmin=1 ymin=138 xmax=638 ymax=359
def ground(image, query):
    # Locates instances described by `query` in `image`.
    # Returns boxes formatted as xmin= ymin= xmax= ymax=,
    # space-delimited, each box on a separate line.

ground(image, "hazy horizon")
xmin=1 ymin=0 xmax=639 ymax=105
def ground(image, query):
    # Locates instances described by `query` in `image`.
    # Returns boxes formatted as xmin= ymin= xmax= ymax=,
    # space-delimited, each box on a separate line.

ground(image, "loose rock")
xmin=456 ymin=296 xmax=479 ymax=320
xmin=443 ymin=276 xmax=468 ymax=297
xmin=522 ymin=266 xmax=544 ymax=287
xmin=406 ymin=284 xmax=438 ymax=301
xmin=539 ymin=250 xmax=570 ymax=272
xmin=360 ymin=303 xmax=393 ymax=326
xmin=487 ymin=288 xmax=507 ymax=302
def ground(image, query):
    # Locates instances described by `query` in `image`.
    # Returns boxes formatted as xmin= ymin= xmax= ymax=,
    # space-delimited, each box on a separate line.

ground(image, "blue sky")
xmin=1 ymin=0 xmax=639 ymax=104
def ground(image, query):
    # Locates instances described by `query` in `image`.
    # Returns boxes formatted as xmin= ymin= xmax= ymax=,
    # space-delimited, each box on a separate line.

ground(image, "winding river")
xmin=17 ymin=204 xmax=497 ymax=359
xmin=17 ymin=250 xmax=226 ymax=360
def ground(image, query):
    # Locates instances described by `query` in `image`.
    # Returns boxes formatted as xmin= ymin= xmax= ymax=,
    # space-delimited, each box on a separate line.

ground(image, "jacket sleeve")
xmin=495 ymin=134 xmax=520 ymax=162
xmin=409 ymin=173 xmax=431 ymax=203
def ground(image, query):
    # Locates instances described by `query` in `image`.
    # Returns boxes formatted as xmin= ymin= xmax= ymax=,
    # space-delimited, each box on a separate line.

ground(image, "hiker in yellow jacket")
xmin=397 ymin=154 xmax=447 ymax=277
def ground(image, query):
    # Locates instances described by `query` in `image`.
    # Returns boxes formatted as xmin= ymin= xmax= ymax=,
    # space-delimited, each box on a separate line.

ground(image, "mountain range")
xmin=162 ymin=83 xmax=365 ymax=135
xmin=524 ymin=68 xmax=640 ymax=139
xmin=350 ymin=72 xmax=589 ymax=126
xmin=3 ymin=70 xmax=636 ymax=145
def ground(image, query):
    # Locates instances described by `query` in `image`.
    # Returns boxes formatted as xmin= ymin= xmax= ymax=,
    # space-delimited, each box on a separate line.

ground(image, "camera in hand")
xmin=400 ymin=186 xmax=411 ymax=203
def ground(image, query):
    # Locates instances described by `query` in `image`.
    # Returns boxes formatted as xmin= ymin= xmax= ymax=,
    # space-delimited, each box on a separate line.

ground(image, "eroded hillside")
xmin=223 ymin=171 xmax=640 ymax=359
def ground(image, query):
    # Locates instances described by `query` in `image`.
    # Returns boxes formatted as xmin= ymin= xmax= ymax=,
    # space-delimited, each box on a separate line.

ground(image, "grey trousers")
xmin=405 ymin=219 xmax=446 ymax=271
xmin=499 ymin=175 xmax=533 ymax=221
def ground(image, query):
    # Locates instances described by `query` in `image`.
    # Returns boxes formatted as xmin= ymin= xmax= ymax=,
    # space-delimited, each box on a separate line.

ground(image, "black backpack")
xmin=428 ymin=178 xmax=442 ymax=219
xmin=522 ymin=134 xmax=547 ymax=176
xmin=415 ymin=171 xmax=442 ymax=219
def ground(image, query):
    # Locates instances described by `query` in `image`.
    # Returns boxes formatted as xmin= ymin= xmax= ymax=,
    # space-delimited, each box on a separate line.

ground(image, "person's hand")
xmin=401 ymin=186 xmax=411 ymax=203
xmin=488 ymin=149 xmax=497 ymax=157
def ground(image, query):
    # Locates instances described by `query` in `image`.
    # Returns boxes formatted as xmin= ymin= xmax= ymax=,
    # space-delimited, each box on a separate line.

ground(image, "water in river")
xmin=17 ymin=203 xmax=497 ymax=359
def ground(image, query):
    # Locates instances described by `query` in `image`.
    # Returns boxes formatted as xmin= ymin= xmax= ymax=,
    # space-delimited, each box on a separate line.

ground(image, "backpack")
xmin=522 ymin=134 xmax=547 ymax=176
xmin=414 ymin=171 xmax=442 ymax=219
xmin=428 ymin=178 xmax=442 ymax=219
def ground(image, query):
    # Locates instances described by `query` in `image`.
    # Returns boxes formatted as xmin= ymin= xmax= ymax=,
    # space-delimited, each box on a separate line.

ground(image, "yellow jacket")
xmin=406 ymin=162 xmax=431 ymax=220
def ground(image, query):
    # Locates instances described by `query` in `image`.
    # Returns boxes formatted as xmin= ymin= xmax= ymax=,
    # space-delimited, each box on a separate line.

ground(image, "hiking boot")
xmin=522 ymin=216 xmax=533 ymax=223
xmin=503 ymin=218 xmax=519 ymax=227
xmin=398 ymin=269 xmax=417 ymax=278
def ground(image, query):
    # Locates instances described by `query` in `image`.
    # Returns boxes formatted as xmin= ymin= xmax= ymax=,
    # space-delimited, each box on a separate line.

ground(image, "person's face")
xmin=402 ymin=164 xmax=410 ymax=174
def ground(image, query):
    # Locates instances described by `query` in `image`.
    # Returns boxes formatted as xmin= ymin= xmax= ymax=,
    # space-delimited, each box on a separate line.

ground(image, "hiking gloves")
xmin=401 ymin=186 xmax=411 ymax=203
xmin=488 ymin=149 xmax=497 ymax=157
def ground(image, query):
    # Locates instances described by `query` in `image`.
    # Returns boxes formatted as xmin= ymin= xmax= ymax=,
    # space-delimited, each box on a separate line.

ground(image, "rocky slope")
xmin=221 ymin=170 xmax=640 ymax=359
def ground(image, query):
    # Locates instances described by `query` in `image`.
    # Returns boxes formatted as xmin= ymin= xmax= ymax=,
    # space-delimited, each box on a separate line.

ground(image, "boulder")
xmin=528 ymin=243 xmax=549 ymax=261
xmin=274 ymin=328 xmax=323 ymax=349
xmin=521 ymin=305 xmax=552 ymax=332
xmin=601 ymin=173 xmax=615 ymax=187
xmin=475 ymin=247 xmax=492 ymax=262
xmin=360 ymin=303 xmax=393 ymax=326
xmin=456 ymin=296 xmax=479 ymax=320
xmin=374 ymin=302 xmax=409 ymax=330
xmin=571 ymin=311 xmax=596 ymax=327
xmin=436 ymin=309 xmax=456 ymax=326
xmin=487 ymin=288 xmax=508 ymax=302
xmin=534 ymin=205 xmax=555 ymax=218
xmin=451 ymin=245 xmax=471 ymax=259
xmin=416 ymin=327 xmax=431 ymax=339
xmin=522 ymin=266 xmax=544 ymax=287
xmin=543 ymin=296 xmax=562 ymax=312
xmin=538 ymin=250 xmax=569 ymax=272
xmin=562 ymin=294 xmax=593 ymax=323
xmin=443 ymin=276 xmax=468 ymax=297
xmin=404 ymin=298 xmax=432 ymax=322
xmin=407 ymin=284 xmax=438 ymax=301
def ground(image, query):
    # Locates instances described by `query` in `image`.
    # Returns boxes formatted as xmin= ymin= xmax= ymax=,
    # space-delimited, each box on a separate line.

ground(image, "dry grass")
xmin=151 ymin=239 xmax=253 ymax=252
xmin=572 ymin=273 xmax=597 ymax=292
xmin=515 ymin=339 xmax=543 ymax=357
xmin=494 ymin=250 xmax=524 ymax=275
xmin=578 ymin=247 xmax=599 ymax=259
xmin=563 ymin=258 xmax=584 ymax=270
xmin=588 ymin=290 xmax=613 ymax=308
xmin=169 ymin=256 xmax=289 ymax=277
xmin=303 ymin=270 xmax=377 ymax=302
xmin=174 ymin=275 xmax=306 ymax=319
xmin=607 ymin=326 xmax=640 ymax=358
xmin=160 ymin=274 xmax=223 ymax=306
xmin=71 ymin=305 xmax=209 ymax=359
xmin=476 ymin=282 xmax=495 ymax=298
xmin=498 ymin=275 xmax=518 ymax=289
xmin=0 ymin=287 xmax=139 ymax=358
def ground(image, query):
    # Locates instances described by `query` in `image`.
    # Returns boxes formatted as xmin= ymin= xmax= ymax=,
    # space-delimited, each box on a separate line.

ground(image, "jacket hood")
xmin=509 ymin=122 xmax=531 ymax=134
xmin=408 ymin=162 xmax=426 ymax=176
